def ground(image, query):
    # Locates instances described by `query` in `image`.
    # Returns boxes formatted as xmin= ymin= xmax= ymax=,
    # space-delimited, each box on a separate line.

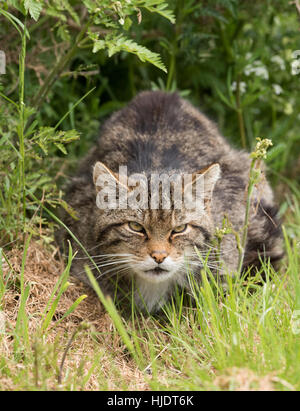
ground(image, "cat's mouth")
xmin=145 ymin=267 xmax=169 ymax=275
xmin=136 ymin=266 xmax=173 ymax=283
xmin=133 ymin=259 xmax=177 ymax=283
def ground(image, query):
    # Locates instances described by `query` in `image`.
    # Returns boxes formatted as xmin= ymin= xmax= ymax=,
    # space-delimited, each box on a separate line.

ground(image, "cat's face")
xmin=92 ymin=162 xmax=220 ymax=285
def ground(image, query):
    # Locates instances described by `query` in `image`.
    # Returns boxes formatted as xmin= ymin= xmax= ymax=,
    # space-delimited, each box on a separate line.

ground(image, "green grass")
xmin=0 ymin=194 xmax=299 ymax=391
xmin=1 ymin=0 xmax=300 ymax=392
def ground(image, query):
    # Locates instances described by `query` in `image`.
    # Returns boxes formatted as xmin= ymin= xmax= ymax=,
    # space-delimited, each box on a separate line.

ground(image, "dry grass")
xmin=214 ymin=367 xmax=275 ymax=391
xmin=1 ymin=236 xmax=298 ymax=391
xmin=1 ymin=240 xmax=149 ymax=390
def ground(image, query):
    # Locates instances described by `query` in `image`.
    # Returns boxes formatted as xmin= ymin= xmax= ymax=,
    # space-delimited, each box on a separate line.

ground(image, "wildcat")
xmin=56 ymin=91 xmax=283 ymax=312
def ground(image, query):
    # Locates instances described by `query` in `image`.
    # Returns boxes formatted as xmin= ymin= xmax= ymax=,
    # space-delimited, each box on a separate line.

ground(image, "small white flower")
xmin=240 ymin=82 xmax=247 ymax=93
xmin=119 ymin=17 xmax=125 ymax=25
xmin=271 ymin=55 xmax=285 ymax=70
xmin=272 ymin=84 xmax=283 ymax=95
xmin=291 ymin=60 xmax=300 ymax=75
xmin=291 ymin=50 xmax=300 ymax=75
xmin=292 ymin=50 xmax=300 ymax=60
xmin=254 ymin=66 xmax=269 ymax=79
xmin=244 ymin=64 xmax=252 ymax=76
xmin=231 ymin=81 xmax=247 ymax=94
xmin=244 ymin=61 xmax=269 ymax=80
xmin=251 ymin=138 xmax=273 ymax=160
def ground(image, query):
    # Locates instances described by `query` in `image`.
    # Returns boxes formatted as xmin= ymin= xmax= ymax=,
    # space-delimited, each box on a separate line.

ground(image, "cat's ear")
xmin=94 ymin=162 xmax=116 ymax=192
xmin=93 ymin=162 xmax=128 ymax=192
xmin=184 ymin=163 xmax=220 ymax=205
xmin=196 ymin=163 xmax=221 ymax=199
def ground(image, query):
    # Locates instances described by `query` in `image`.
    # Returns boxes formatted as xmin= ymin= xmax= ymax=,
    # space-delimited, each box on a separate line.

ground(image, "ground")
xmin=1 ymin=232 xmax=299 ymax=391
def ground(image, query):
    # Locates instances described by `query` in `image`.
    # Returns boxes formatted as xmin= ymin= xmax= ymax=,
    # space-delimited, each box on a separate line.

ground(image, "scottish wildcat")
xmin=57 ymin=91 xmax=283 ymax=312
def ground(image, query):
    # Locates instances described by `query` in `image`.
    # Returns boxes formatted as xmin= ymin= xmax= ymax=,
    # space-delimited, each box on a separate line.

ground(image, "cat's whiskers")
xmin=196 ymin=242 xmax=239 ymax=255
xmin=190 ymin=248 xmax=237 ymax=258
xmin=75 ymin=256 xmax=135 ymax=279
xmin=183 ymin=259 xmax=220 ymax=270
xmin=69 ymin=253 xmax=133 ymax=260
xmin=76 ymin=262 xmax=129 ymax=280
xmin=92 ymin=258 xmax=134 ymax=268
xmin=95 ymin=266 xmax=132 ymax=281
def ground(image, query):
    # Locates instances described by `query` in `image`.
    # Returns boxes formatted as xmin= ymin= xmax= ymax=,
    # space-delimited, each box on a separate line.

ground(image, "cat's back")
xmin=79 ymin=91 xmax=236 ymax=175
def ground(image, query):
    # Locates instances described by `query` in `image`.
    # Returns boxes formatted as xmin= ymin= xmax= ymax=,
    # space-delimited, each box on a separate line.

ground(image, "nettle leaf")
xmin=24 ymin=0 xmax=43 ymax=21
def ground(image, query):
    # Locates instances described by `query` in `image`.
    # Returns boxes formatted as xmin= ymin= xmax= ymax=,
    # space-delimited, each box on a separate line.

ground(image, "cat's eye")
xmin=172 ymin=224 xmax=188 ymax=234
xmin=128 ymin=221 xmax=145 ymax=233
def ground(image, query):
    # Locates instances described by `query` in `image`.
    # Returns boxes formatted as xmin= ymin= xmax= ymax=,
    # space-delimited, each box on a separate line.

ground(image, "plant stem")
xmin=18 ymin=17 xmax=27 ymax=230
xmin=166 ymin=51 xmax=175 ymax=91
xmin=58 ymin=322 xmax=89 ymax=384
xmin=0 ymin=91 xmax=18 ymax=109
xmin=57 ymin=327 xmax=78 ymax=384
xmin=237 ymin=158 xmax=257 ymax=273
xmin=32 ymin=18 xmax=92 ymax=111
xmin=166 ymin=0 xmax=182 ymax=91
xmin=236 ymin=76 xmax=247 ymax=149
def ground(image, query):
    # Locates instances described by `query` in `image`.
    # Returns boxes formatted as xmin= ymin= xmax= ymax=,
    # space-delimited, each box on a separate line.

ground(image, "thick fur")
xmin=56 ymin=91 xmax=283 ymax=312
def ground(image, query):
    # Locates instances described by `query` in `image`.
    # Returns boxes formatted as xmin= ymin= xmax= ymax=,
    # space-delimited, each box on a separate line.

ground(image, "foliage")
xmin=0 ymin=0 xmax=300 ymax=392
xmin=0 ymin=0 xmax=174 ymax=241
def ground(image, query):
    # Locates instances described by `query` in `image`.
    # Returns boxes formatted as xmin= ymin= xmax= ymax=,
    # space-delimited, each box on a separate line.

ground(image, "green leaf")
xmin=54 ymin=142 xmax=67 ymax=155
xmin=143 ymin=1 xmax=175 ymax=24
xmin=0 ymin=8 xmax=29 ymax=38
xmin=63 ymin=0 xmax=80 ymax=25
xmin=215 ymin=86 xmax=236 ymax=110
xmin=33 ymin=127 xmax=80 ymax=155
xmin=92 ymin=39 xmax=106 ymax=53
xmin=53 ymin=295 xmax=88 ymax=327
xmin=6 ymin=0 xmax=26 ymax=15
xmin=104 ymin=35 xmax=167 ymax=72
xmin=123 ymin=16 xmax=133 ymax=31
xmin=24 ymin=0 xmax=43 ymax=21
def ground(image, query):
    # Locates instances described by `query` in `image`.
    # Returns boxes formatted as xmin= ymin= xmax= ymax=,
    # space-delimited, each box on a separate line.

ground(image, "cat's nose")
xmin=151 ymin=250 xmax=168 ymax=264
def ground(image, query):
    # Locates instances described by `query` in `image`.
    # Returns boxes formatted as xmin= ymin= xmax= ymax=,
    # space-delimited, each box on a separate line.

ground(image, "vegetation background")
xmin=0 ymin=0 xmax=300 ymax=391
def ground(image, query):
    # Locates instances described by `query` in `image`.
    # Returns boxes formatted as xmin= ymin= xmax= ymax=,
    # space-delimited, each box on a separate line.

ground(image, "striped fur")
xmin=56 ymin=91 xmax=283 ymax=312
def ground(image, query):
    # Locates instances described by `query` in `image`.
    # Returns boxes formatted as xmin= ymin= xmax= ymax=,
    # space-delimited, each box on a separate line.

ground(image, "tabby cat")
xmin=56 ymin=91 xmax=283 ymax=312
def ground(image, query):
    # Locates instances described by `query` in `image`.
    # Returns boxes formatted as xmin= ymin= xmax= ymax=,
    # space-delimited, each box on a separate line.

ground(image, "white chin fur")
xmin=131 ymin=258 xmax=184 ymax=312
xmin=135 ymin=269 xmax=175 ymax=284
xmin=134 ymin=274 xmax=175 ymax=313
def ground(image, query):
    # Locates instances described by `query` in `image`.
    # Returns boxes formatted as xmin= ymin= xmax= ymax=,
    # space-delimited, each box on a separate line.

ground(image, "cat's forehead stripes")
xmin=143 ymin=209 xmax=175 ymax=233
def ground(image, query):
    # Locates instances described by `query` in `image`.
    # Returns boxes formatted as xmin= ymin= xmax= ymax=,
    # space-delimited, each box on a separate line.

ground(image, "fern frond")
xmin=93 ymin=34 xmax=167 ymax=72
xmin=142 ymin=0 xmax=175 ymax=24
xmin=24 ymin=0 xmax=43 ymax=21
